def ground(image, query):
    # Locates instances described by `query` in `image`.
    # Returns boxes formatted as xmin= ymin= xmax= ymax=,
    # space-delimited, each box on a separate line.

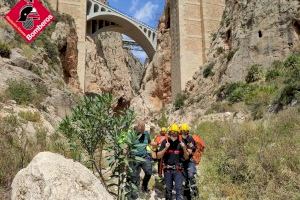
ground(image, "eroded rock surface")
xmin=11 ymin=152 xmax=113 ymax=200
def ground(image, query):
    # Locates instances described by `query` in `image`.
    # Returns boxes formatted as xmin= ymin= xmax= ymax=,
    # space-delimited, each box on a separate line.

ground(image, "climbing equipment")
xmin=191 ymin=134 xmax=205 ymax=165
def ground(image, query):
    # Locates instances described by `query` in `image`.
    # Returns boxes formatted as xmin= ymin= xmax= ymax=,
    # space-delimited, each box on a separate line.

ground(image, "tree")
xmin=59 ymin=93 xmax=141 ymax=199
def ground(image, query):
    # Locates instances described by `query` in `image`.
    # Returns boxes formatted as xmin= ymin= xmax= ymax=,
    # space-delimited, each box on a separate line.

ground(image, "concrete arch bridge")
xmin=48 ymin=0 xmax=157 ymax=91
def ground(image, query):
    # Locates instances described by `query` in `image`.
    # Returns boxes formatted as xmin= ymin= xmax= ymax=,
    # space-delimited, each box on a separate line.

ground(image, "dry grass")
xmin=196 ymin=107 xmax=300 ymax=199
xmin=0 ymin=115 xmax=71 ymax=195
xmin=18 ymin=111 xmax=41 ymax=122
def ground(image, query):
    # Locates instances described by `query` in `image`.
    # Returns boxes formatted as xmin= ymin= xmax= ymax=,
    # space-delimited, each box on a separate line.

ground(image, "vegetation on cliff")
xmin=197 ymin=53 xmax=300 ymax=199
xmin=59 ymin=93 xmax=141 ymax=199
xmin=197 ymin=107 xmax=300 ymax=199
xmin=213 ymin=53 xmax=300 ymax=119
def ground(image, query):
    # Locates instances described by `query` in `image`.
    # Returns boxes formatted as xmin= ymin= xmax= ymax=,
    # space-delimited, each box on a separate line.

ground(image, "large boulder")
xmin=11 ymin=152 xmax=113 ymax=200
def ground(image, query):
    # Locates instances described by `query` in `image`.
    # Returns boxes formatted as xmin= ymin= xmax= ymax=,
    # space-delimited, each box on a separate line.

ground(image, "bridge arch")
xmin=86 ymin=0 xmax=157 ymax=60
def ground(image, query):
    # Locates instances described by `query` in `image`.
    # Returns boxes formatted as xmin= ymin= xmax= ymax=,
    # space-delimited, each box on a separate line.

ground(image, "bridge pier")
xmin=170 ymin=0 xmax=225 ymax=100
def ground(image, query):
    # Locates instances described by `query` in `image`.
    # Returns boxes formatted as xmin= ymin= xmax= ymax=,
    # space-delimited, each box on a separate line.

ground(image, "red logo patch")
xmin=5 ymin=0 xmax=55 ymax=43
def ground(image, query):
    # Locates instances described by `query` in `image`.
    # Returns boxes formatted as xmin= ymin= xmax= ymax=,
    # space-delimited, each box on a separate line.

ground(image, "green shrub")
xmin=174 ymin=93 xmax=187 ymax=110
xmin=44 ymin=39 xmax=59 ymax=64
xmin=18 ymin=111 xmax=41 ymax=122
xmin=216 ymin=47 xmax=224 ymax=55
xmin=283 ymin=53 xmax=300 ymax=70
xmin=0 ymin=42 xmax=11 ymax=58
xmin=59 ymin=93 xmax=140 ymax=198
xmin=5 ymin=79 xmax=35 ymax=105
xmin=273 ymin=82 xmax=300 ymax=107
xmin=7 ymin=0 xmax=18 ymax=8
xmin=245 ymin=64 xmax=263 ymax=83
xmin=245 ymin=85 xmax=277 ymax=119
xmin=265 ymin=69 xmax=281 ymax=81
xmin=203 ymin=63 xmax=215 ymax=78
xmin=216 ymin=82 xmax=254 ymax=103
xmin=5 ymin=79 xmax=48 ymax=107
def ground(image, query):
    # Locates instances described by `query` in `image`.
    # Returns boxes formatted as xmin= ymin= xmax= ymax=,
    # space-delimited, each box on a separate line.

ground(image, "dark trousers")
xmin=164 ymin=169 xmax=184 ymax=200
xmin=183 ymin=161 xmax=198 ymax=200
xmin=129 ymin=156 xmax=152 ymax=199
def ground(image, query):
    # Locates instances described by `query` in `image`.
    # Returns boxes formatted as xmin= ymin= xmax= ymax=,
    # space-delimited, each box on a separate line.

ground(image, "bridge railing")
xmin=90 ymin=0 xmax=157 ymax=33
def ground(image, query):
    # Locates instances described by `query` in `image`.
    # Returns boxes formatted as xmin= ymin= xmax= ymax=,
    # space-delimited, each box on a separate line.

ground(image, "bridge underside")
xmin=87 ymin=0 xmax=157 ymax=60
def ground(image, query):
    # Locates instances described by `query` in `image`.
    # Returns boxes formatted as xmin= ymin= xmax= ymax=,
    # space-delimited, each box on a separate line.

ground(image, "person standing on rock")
xmin=157 ymin=124 xmax=190 ymax=200
xmin=129 ymin=121 xmax=153 ymax=199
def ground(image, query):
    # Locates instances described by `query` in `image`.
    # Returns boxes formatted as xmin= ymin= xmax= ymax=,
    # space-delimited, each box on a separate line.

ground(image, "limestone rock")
xmin=0 ymin=3 xmax=15 ymax=43
xmin=11 ymin=152 xmax=113 ymax=200
xmin=51 ymin=20 xmax=80 ymax=90
xmin=131 ymin=3 xmax=172 ymax=119
xmin=85 ymin=32 xmax=144 ymax=100
xmin=183 ymin=0 xmax=300 ymax=121
xmin=9 ymin=48 xmax=35 ymax=70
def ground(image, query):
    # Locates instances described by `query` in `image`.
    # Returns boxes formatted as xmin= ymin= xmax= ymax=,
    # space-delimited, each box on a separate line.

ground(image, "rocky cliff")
xmin=85 ymin=32 xmax=144 ymax=100
xmin=0 ymin=0 xmax=145 ymax=198
xmin=131 ymin=0 xmax=172 ymax=120
xmin=174 ymin=0 xmax=300 ymax=123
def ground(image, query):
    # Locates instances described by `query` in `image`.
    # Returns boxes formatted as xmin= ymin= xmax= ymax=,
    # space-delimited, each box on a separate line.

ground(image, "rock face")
xmin=51 ymin=19 xmax=80 ymax=91
xmin=131 ymin=2 xmax=172 ymax=119
xmin=183 ymin=0 xmax=300 ymax=115
xmin=85 ymin=32 xmax=144 ymax=100
xmin=11 ymin=152 xmax=113 ymax=200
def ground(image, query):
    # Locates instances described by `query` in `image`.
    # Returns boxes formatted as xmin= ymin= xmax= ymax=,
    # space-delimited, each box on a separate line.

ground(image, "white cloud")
xmin=134 ymin=1 xmax=159 ymax=24
xmin=129 ymin=0 xmax=139 ymax=13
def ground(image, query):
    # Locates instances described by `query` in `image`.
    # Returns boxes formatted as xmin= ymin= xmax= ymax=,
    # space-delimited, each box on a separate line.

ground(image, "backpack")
xmin=134 ymin=132 xmax=150 ymax=157
xmin=154 ymin=134 xmax=167 ymax=145
xmin=192 ymin=134 xmax=205 ymax=165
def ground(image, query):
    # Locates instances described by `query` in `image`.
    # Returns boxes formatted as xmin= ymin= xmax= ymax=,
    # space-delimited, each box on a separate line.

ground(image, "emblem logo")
xmin=5 ymin=0 xmax=55 ymax=43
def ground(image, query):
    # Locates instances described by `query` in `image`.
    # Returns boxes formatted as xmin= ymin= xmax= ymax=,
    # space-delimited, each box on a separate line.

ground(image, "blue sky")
xmin=108 ymin=0 xmax=165 ymax=62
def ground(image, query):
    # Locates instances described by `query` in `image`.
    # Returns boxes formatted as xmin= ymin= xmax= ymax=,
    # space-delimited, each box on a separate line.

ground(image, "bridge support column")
xmin=170 ymin=0 xmax=225 ymax=101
